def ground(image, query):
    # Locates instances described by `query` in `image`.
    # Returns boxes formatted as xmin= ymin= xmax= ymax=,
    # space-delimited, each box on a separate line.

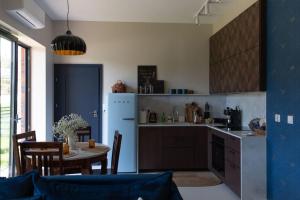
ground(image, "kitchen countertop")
xmin=138 ymin=123 xmax=265 ymax=139
xmin=138 ymin=122 xmax=212 ymax=127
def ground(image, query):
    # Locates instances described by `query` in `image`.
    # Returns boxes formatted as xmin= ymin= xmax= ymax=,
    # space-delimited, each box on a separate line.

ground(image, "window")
xmin=16 ymin=44 xmax=30 ymax=134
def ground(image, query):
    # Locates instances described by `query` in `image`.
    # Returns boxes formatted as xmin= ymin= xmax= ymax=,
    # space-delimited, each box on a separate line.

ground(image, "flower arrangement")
xmin=53 ymin=113 xmax=89 ymax=147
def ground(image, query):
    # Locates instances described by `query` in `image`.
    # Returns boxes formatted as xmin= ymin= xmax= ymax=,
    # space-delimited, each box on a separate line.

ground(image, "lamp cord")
xmin=67 ymin=0 xmax=70 ymax=31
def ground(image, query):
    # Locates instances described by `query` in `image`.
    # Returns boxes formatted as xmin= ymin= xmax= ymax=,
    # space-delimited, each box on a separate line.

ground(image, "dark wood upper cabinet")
xmin=209 ymin=0 xmax=265 ymax=93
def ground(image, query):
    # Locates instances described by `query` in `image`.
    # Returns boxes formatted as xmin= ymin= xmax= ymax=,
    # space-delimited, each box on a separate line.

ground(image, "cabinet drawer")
xmin=227 ymin=135 xmax=240 ymax=152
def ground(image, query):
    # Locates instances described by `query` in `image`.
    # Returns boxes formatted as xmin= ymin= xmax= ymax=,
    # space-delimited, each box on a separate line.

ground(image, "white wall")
xmin=53 ymin=21 xmax=212 ymax=141
xmin=213 ymin=0 xmax=258 ymax=33
xmin=30 ymin=46 xmax=47 ymax=141
xmin=53 ymin=21 xmax=212 ymax=96
xmin=0 ymin=0 xmax=54 ymax=140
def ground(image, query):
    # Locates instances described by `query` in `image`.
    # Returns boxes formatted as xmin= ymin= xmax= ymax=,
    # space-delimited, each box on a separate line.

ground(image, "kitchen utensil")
xmin=139 ymin=110 xmax=148 ymax=124
xmin=177 ymin=89 xmax=183 ymax=94
xmin=185 ymin=102 xmax=202 ymax=123
xmin=204 ymin=102 xmax=210 ymax=119
xmin=148 ymin=112 xmax=157 ymax=123
xmin=160 ymin=112 xmax=166 ymax=123
xmin=224 ymin=107 xmax=242 ymax=130
xmin=112 ymin=80 xmax=126 ymax=93
xmin=169 ymin=89 xmax=176 ymax=94
xmin=178 ymin=115 xmax=185 ymax=122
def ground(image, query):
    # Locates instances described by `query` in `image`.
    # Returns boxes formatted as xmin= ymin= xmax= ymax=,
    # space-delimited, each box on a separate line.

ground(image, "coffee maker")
xmin=224 ymin=107 xmax=242 ymax=130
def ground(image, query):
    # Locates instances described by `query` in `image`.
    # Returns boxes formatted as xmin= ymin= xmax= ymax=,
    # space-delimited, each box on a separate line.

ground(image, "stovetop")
xmin=217 ymin=126 xmax=251 ymax=132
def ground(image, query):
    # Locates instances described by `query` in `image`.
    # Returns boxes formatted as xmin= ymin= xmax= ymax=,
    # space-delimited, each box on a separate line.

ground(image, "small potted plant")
xmin=53 ymin=113 xmax=89 ymax=150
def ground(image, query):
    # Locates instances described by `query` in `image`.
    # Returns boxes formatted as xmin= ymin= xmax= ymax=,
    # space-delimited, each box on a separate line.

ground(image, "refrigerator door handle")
xmin=122 ymin=118 xmax=135 ymax=121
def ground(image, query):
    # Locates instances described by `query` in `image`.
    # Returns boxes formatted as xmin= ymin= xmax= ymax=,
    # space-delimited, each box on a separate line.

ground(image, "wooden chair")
xmin=76 ymin=126 xmax=92 ymax=142
xmin=110 ymin=131 xmax=122 ymax=174
xmin=93 ymin=130 xmax=122 ymax=175
xmin=12 ymin=131 xmax=36 ymax=176
xmin=20 ymin=141 xmax=64 ymax=176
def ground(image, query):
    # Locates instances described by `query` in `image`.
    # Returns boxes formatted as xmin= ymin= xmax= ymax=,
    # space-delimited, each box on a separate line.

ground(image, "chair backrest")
xmin=20 ymin=141 xmax=63 ymax=176
xmin=111 ymin=130 xmax=122 ymax=175
xmin=12 ymin=131 xmax=36 ymax=175
xmin=76 ymin=126 xmax=92 ymax=142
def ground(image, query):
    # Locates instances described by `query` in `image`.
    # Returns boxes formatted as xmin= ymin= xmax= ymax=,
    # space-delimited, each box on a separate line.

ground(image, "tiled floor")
xmin=179 ymin=184 xmax=240 ymax=200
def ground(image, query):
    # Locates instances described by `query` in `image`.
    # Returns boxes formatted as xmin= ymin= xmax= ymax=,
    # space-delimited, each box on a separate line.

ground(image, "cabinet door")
xmin=209 ymin=1 xmax=264 ymax=93
xmin=225 ymin=135 xmax=241 ymax=197
xmin=138 ymin=127 xmax=162 ymax=171
xmin=207 ymin=129 xmax=212 ymax=170
xmin=162 ymin=127 xmax=195 ymax=170
xmin=162 ymin=127 xmax=208 ymax=170
xmin=194 ymin=127 xmax=208 ymax=169
xmin=225 ymin=161 xmax=241 ymax=197
xmin=139 ymin=126 xmax=208 ymax=171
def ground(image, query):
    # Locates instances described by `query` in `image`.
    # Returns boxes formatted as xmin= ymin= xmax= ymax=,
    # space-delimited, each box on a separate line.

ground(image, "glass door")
xmin=0 ymin=31 xmax=30 ymax=177
xmin=0 ymin=36 xmax=15 ymax=177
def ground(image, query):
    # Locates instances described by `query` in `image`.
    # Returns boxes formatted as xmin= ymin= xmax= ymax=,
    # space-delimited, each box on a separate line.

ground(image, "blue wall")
xmin=267 ymin=1 xmax=300 ymax=199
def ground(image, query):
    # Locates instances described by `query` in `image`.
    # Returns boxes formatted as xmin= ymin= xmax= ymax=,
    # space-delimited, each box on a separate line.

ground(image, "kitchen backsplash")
xmin=226 ymin=92 xmax=266 ymax=126
xmin=138 ymin=92 xmax=266 ymax=126
xmin=138 ymin=95 xmax=226 ymax=119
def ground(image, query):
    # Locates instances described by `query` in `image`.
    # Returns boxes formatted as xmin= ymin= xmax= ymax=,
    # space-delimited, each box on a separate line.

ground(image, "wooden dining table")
xmin=62 ymin=142 xmax=110 ymax=174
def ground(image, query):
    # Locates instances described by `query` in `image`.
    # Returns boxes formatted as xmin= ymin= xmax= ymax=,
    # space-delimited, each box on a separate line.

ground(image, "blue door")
xmin=54 ymin=64 xmax=102 ymax=142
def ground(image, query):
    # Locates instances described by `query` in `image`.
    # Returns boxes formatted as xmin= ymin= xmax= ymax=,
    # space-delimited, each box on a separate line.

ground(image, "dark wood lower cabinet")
xmin=139 ymin=126 xmax=241 ymax=197
xmin=162 ymin=147 xmax=195 ymax=169
xmin=208 ymin=129 xmax=241 ymax=197
xmin=225 ymin=161 xmax=241 ymax=197
xmin=225 ymin=134 xmax=241 ymax=197
xmin=138 ymin=126 xmax=208 ymax=171
xmin=138 ymin=127 xmax=162 ymax=171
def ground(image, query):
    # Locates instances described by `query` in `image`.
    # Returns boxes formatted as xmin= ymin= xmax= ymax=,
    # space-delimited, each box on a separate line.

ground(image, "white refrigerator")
xmin=108 ymin=93 xmax=137 ymax=173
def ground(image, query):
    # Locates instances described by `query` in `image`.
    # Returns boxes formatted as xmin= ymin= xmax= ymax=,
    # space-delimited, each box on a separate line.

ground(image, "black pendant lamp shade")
xmin=51 ymin=30 xmax=86 ymax=55
xmin=51 ymin=0 xmax=86 ymax=56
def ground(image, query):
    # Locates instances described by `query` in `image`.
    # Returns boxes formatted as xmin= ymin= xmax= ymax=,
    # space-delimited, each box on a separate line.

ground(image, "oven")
xmin=211 ymin=134 xmax=225 ymax=177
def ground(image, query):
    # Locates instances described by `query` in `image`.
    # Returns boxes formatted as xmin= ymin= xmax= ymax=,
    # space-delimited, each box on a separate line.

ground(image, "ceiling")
xmin=36 ymin=0 xmax=211 ymax=24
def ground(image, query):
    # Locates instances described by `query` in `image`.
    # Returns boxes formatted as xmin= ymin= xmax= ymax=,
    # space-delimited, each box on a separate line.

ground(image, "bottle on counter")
xmin=160 ymin=112 xmax=166 ymax=123
xmin=172 ymin=106 xmax=179 ymax=122
xmin=139 ymin=85 xmax=144 ymax=94
xmin=204 ymin=102 xmax=210 ymax=119
xmin=167 ymin=115 xmax=173 ymax=123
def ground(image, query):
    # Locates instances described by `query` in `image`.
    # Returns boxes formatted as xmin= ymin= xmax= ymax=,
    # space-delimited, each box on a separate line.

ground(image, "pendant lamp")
xmin=51 ymin=0 xmax=86 ymax=55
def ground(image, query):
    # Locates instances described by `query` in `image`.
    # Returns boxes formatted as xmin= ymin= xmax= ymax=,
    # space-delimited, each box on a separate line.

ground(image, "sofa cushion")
xmin=33 ymin=172 xmax=174 ymax=200
xmin=129 ymin=172 xmax=172 ymax=200
xmin=34 ymin=180 xmax=129 ymax=200
xmin=0 ymin=171 xmax=39 ymax=200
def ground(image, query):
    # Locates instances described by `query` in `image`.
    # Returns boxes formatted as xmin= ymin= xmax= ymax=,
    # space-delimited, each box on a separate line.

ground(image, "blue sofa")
xmin=0 ymin=171 xmax=183 ymax=200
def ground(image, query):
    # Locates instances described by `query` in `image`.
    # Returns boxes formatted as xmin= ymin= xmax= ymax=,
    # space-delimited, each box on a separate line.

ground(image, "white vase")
xmin=68 ymin=135 xmax=77 ymax=150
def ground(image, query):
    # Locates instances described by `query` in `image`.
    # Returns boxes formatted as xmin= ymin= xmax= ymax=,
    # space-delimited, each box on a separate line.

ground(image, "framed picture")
xmin=137 ymin=65 xmax=157 ymax=89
